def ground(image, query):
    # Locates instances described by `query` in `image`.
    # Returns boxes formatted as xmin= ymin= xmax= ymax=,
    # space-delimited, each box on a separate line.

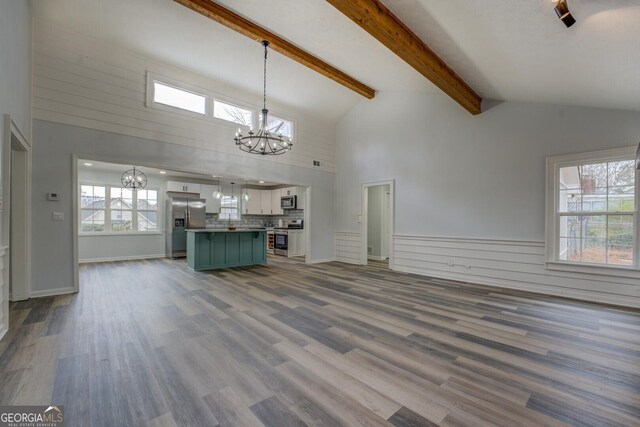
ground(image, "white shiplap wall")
xmin=334 ymin=232 xmax=640 ymax=308
xmin=393 ymin=235 xmax=640 ymax=308
xmin=32 ymin=23 xmax=336 ymax=173
xmin=335 ymin=231 xmax=361 ymax=264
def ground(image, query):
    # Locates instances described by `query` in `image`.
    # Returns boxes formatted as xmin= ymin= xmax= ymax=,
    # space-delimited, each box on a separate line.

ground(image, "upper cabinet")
xmin=244 ymin=189 xmax=262 ymax=215
xmin=271 ymin=189 xmax=284 ymax=215
xmin=166 ymin=181 xmax=201 ymax=194
xmin=201 ymin=184 xmax=221 ymax=214
xmin=260 ymin=191 xmax=272 ymax=215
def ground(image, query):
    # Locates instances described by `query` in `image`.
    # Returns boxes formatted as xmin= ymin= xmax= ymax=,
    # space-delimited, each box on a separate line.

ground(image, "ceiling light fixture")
xmin=259 ymin=180 xmax=265 ymax=184
xmin=159 ymin=171 xmax=166 ymax=174
xmin=242 ymin=180 xmax=251 ymax=202
xmin=213 ymin=176 xmax=223 ymax=200
xmin=83 ymin=162 xmax=93 ymax=166
xmin=554 ymin=0 xmax=576 ymax=28
xmin=235 ymin=41 xmax=293 ymax=155
xmin=121 ymin=166 xmax=147 ymax=191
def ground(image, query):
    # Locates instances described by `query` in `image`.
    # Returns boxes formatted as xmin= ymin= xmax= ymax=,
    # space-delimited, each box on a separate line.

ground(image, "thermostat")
xmin=47 ymin=192 xmax=59 ymax=201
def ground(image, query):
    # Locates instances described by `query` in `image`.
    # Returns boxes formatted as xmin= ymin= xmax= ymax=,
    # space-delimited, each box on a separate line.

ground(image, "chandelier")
xmin=235 ymin=40 xmax=293 ymax=155
xmin=121 ymin=166 xmax=147 ymax=191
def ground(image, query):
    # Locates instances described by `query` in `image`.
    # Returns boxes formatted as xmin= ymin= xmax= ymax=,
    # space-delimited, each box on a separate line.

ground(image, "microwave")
xmin=281 ymin=195 xmax=297 ymax=209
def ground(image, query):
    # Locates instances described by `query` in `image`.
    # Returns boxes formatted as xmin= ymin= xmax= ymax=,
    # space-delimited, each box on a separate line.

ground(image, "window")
xmin=219 ymin=195 xmax=239 ymax=220
xmin=547 ymin=148 xmax=638 ymax=269
xmin=136 ymin=189 xmax=158 ymax=231
xmin=213 ymin=100 xmax=253 ymax=126
xmin=80 ymin=185 xmax=159 ymax=233
xmin=80 ymin=185 xmax=106 ymax=232
xmin=260 ymin=114 xmax=293 ymax=138
xmin=152 ymin=81 xmax=206 ymax=114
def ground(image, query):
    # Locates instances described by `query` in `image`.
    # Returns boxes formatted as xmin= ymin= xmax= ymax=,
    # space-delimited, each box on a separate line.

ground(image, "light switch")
xmin=357 ymin=215 xmax=363 ymax=223
xmin=52 ymin=212 xmax=64 ymax=221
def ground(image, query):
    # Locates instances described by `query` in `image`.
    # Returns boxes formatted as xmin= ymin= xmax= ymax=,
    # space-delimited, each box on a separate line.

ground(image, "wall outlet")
xmin=448 ymin=259 xmax=454 ymax=267
xmin=52 ymin=212 xmax=64 ymax=221
xmin=313 ymin=160 xmax=321 ymax=166
xmin=47 ymin=192 xmax=59 ymax=201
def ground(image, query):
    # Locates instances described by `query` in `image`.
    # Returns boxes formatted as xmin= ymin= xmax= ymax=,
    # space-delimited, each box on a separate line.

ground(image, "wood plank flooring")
xmin=1 ymin=256 xmax=640 ymax=426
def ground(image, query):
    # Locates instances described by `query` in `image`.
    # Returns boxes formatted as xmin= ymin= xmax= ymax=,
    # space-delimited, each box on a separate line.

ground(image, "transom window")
xmin=547 ymin=148 xmax=638 ymax=269
xmin=260 ymin=114 xmax=293 ymax=138
xmin=80 ymin=184 xmax=159 ymax=233
xmin=152 ymin=81 xmax=206 ymax=115
xmin=213 ymin=100 xmax=253 ymax=126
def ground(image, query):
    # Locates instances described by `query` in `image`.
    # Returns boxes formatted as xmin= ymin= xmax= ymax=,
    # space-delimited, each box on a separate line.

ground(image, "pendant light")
xmin=230 ymin=182 xmax=236 ymax=200
xmin=242 ymin=180 xmax=251 ymax=202
xmin=121 ymin=166 xmax=147 ymax=191
xmin=234 ymin=41 xmax=293 ymax=155
xmin=212 ymin=176 xmax=223 ymax=199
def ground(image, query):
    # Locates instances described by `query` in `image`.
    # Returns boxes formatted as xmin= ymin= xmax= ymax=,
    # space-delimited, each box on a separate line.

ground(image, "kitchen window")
xmin=546 ymin=147 xmax=639 ymax=271
xmin=219 ymin=195 xmax=239 ymax=220
xmin=148 ymin=76 xmax=207 ymax=115
xmin=80 ymin=184 xmax=159 ymax=233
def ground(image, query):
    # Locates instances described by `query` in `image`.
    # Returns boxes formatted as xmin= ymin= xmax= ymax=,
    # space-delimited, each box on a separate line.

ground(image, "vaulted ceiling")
xmin=32 ymin=0 xmax=640 ymax=122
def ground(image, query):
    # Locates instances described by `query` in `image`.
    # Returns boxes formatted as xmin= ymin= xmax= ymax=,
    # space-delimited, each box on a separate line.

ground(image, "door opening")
xmin=361 ymin=180 xmax=394 ymax=268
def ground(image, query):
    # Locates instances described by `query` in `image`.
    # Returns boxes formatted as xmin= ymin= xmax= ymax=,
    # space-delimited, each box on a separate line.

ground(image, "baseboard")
xmin=308 ymin=257 xmax=336 ymax=264
xmin=367 ymin=255 xmax=387 ymax=261
xmin=30 ymin=286 xmax=76 ymax=298
xmin=0 ymin=325 xmax=7 ymax=341
xmin=79 ymin=254 xmax=165 ymax=264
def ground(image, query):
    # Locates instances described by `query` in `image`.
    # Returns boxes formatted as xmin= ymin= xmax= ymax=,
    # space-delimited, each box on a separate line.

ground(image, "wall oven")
xmin=281 ymin=195 xmax=297 ymax=210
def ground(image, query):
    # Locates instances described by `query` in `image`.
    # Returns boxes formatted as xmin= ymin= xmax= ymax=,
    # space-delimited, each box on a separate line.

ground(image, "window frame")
xmin=79 ymin=182 xmax=161 ymax=236
xmin=218 ymin=195 xmax=240 ymax=221
xmin=546 ymin=147 xmax=640 ymax=273
xmin=146 ymin=72 xmax=210 ymax=118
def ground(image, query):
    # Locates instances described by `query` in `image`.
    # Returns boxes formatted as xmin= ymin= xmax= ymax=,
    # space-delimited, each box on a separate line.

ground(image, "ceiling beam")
xmin=326 ymin=0 xmax=482 ymax=115
xmin=173 ymin=0 xmax=376 ymax=99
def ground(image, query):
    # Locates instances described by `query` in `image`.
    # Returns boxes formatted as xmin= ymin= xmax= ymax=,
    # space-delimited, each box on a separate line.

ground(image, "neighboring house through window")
xmin=546 ymin=147 xmax=638 ymax=269
xmin=80 ymin=185 xmax=159 ymax=233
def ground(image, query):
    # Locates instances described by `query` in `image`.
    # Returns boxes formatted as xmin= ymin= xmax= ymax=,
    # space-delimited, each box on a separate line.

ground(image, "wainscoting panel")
xmin=393 ymin=235 xmax=640 ymax=308
xmin=335 ymin=232 xmax=361 ymax=264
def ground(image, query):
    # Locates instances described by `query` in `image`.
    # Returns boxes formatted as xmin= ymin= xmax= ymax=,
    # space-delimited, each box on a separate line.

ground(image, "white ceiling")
xmin=32 ymin=0 xmax=640 ymax=121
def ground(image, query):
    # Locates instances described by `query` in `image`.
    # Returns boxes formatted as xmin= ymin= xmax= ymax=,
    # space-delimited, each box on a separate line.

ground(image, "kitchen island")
xmin=186 ymin=229 xmax=267 ymax=271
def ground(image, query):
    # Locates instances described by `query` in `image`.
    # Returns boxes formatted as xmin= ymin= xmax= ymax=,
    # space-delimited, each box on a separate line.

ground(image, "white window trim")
xmin=79 ymin=183 xmax=161 ymax=235
xmin=545 ymin=146 xmax=640 ymax=275
xmin=146 ymin=72 xmax=211 ymax=118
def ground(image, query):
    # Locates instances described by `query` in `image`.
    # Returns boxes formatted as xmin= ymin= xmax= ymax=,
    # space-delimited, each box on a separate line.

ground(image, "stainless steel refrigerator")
xmin=165 ymin=197 xmax=206 ymax=258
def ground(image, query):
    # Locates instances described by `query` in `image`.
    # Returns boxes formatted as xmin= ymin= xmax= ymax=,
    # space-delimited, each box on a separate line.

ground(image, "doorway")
xmin=361 ymin=180 xmax=394 ymax=268
xmin=2 ymin=115 xmax=32 ymax=307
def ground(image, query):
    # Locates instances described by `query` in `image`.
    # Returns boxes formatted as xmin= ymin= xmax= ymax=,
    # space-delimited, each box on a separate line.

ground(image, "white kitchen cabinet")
xmin=261 ymin=190 xmax=272 ymax=214
xmin=166 ymin=181 xmax=202 ymax=194
xmin=287 ymin=230 xmax=305 ymax=257
xmin=244 ymin=189 xmax=262 ymax=214
xmin=271 ymin=189 xmax=283 ymax=215
xmin=201 ymin=184 xmax=221 ymax=214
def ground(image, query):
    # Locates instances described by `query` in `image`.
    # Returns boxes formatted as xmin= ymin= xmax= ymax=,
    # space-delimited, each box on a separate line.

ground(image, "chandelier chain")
xmin=263 ymin=41 xmax=268 ymax=111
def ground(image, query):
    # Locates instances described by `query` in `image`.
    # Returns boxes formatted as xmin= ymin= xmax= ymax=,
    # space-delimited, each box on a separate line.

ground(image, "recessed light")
xmin=259 ymin=180 xmax=265 ymax=184
xmin=212 ymin=175 xmax=217 ymax=178
xmin=83 ymin=162 xmax=93 ymax=166
xmin=159 ymin=171 xmax=166 ymax=174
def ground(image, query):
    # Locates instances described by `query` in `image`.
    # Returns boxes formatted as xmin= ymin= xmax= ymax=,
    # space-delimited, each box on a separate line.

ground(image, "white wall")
xmin=0 ymin=0 xmax=31 ymax=337
xmin=336 ymin=92 xmax=640 ymax=307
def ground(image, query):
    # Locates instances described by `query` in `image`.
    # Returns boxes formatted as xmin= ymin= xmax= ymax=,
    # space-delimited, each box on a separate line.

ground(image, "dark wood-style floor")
xmin=1 ymin=256 xmax=640 ymax=426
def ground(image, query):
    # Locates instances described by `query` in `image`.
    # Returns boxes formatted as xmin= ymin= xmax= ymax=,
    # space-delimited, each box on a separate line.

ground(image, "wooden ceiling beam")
xmin=326 ymin=0 xmax=482 ymax=114
xmin=173 ymin=0 xmax=376 ymax=99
